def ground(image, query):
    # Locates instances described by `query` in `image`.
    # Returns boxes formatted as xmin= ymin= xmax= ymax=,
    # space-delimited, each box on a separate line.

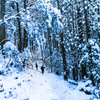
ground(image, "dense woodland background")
xmin=0 ymin=0 xmax=100 ymax=89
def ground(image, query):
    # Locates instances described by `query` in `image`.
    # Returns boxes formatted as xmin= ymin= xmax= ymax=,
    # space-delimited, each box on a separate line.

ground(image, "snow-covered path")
xmin=26 ymin=69 xmax=93 ymax=100
xmin=0 ymin=67 xmax=93 ymax=100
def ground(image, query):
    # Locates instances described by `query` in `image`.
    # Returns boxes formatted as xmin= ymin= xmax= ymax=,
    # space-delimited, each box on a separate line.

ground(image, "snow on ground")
xmin=0 ymin=61 xmax=96 ymax=100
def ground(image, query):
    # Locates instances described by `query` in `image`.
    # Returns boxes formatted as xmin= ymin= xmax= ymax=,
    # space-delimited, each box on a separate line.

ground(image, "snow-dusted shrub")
xmin=3 ymin=42 xmax=37 ymax=69
xmin=77 ymin=80 xmax=95 ymax=94
xmin=94 ymin=89 xmax=100 ymax=99
xmin=3 ymin=41 xmax=22 ymax=67
xmin=51 ymin=49 xmax=63 ymax=75
xmin=43 ymin=48 xmax=63 ymax=74
xmin=80 ymin=39 xmax=100 ymax=86
xmin=20 ymin=47 xmax=34 ymax=68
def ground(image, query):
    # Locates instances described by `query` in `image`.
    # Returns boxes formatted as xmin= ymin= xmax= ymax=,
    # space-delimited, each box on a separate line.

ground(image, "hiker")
xmin=41 ymin=65 xmax=45 ymax=74
xmin=35 ymin=62 xmax=38 ymax=70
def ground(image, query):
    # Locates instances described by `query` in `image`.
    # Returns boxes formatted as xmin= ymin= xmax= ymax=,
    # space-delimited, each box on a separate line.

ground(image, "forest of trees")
xmin=0 ymin=0 xmax=100 ymax=89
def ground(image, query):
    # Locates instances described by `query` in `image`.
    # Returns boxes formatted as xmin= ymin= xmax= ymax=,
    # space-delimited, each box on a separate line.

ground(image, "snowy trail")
xmin=23 ymin=69 xmax=93 ymax=100
xmin=0 ymin=68 xmax=93 ymax=100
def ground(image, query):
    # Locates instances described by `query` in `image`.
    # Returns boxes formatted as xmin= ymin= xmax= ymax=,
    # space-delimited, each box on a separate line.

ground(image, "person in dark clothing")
xmin=35 ymin=62 xmax=38 ymax=70
xmin=41 ymin=65 xmax=45 ymax=74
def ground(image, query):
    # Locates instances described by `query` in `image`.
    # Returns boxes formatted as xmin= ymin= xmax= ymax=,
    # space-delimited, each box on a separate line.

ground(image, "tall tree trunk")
xmin=83 ymin=0 xmax=90 ymax=42
xmin=24 ymin=0 xmax=28 ymax=8
xmin=77 ymin=3 xmax=84 ymax=81
xmin=98 ymin=5 xmax=100 ymax=46
xmin=23 ymin=29 xmax=28 ymax=49
xmin=48 ymin=28 xmax=52 ymax=72
xmin=56 ymin=0 xmax=68 ymax=80
xmin=0 ymin=0 xmax=5 ymax=43
xmin=16 ymin=2 xmax=21 ymax=52
xmin=56 ymin=0 xmax=60 ymax=9
xmin=61 ymin=31 xmax=68 ymax=80
xmin=23 ymin=0 xmax=28 ymax=50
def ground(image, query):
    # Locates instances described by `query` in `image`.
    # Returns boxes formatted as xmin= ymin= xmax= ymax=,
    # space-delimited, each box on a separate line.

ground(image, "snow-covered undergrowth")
xmin=0 ymin=54 xmax=99 ymax=100
xmin=0 ymin=62 xmax=98 ymax=100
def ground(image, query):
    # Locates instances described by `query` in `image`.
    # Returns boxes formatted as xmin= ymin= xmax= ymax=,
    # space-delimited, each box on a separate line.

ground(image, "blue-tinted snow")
xmin=0 ymin=60 xmax=96 ymax=100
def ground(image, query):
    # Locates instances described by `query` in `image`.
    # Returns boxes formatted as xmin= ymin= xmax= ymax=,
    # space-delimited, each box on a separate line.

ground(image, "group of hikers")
xmin=35 ymin=62 xmax=45 ymax=74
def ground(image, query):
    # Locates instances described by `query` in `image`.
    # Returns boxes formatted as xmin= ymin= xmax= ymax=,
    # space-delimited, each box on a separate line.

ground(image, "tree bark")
xmin=0 ymin=0 xmax=5 ymax=43
xmin=48 ymin=28 xmax=52 ymax=72
xmin=23 ymin=0 xmax=28 ymax=50
xmin=61 ymin=32 xmax=68 ymax=80
xmin=98 ymin=5 xmax=100 ymax=46
xmin=56 ymin=0 xmax=68 ymax=80
xmin=83 ymin=0 xmax=90 ymax=42
xmin=16 ymin=2 xmax=22 ymax=52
